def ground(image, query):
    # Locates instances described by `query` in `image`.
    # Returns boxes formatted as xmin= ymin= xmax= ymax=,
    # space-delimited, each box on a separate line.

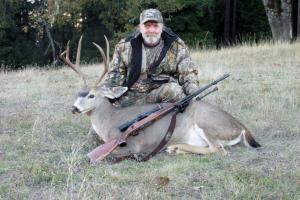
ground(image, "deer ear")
xmin=111 ymin=86 xmax=128 ymax=98
xmin=101 ymin=86 xmax=128 ymax=99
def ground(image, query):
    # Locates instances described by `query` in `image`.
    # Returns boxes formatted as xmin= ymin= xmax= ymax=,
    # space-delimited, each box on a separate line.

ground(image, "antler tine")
xmin=92 ymin=39 xmax=110 ymax=88
xmin=76 ymin=35 xmax=83 ymax=66
xmin=60 ymin=35 xmax=88 ymax=86
xmin=104 ymin=35 xmax=110 ymax=71
xmin=92 ymin=42 xmax=108 ymax=70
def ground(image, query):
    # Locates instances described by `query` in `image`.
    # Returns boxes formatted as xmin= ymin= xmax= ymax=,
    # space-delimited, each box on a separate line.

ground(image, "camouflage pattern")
xmin=103 ymin=32 xmax=200 ymax=107
xmin=140 ymin=9 xmax=163 ymax=24
xmin=112 ymin=83 xmax=185 ymax=108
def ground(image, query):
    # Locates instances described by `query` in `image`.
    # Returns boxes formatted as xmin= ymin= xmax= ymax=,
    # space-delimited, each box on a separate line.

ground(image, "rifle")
xmin=87 ymin=73 xmax=230 ymax=163
xmin=118 ymin=105 xmax=162 ymax=132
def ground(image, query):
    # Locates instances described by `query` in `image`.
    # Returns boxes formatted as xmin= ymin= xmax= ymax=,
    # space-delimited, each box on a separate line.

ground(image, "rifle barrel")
xmin=179 ymin=73 xmax=230 ymax=105
xmin=118 ymin=105 xmax=162 ymax=132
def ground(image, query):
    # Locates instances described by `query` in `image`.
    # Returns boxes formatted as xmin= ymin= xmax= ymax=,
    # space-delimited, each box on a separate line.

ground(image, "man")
xmin=102 ymin=8 xmax=199 ymax=107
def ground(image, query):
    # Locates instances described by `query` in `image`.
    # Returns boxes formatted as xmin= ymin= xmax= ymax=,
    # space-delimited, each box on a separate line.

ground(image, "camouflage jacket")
xmin=103 ymin=27 xmax=199 ymax=95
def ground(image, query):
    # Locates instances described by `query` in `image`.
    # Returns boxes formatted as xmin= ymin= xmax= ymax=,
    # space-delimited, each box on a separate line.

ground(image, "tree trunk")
xmin=262 ymin=0 xmax=292 ymax=42
xmin=42 ymin=19 xmax=57 ymax=65
xmin=231 ymin=0 xmax=237 ymax=42
xmin=298 ymin=0 xmax=300 ymax=40
xmin=223 ymin=0 xmax=237 ymax=45
xmin=224 ymin=0 xmax=231 ymax=45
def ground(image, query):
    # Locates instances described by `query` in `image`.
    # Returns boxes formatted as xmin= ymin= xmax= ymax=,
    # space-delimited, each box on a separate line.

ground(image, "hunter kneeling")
xmin=102 ymin=8 xmax=200 ymax=107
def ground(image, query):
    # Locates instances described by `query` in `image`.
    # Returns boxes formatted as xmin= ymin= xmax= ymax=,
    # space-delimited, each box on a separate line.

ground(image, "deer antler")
xmin=92 ymin=35 xmax=110 ymax=88
xmin=60 ymin=35 xmax=88 ymax=87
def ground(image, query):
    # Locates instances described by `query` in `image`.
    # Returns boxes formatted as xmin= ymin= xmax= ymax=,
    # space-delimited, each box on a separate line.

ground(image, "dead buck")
xmin=60 ymin=36 xmax=260 ymax=159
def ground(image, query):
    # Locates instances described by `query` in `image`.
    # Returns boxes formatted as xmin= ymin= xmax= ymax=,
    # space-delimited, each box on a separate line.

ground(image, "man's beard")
xmin=141 ymin=32 xmax=162 ymax=47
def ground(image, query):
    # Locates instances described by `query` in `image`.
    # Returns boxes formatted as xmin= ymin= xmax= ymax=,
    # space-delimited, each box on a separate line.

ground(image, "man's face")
xmin=139 ymin=21 xmax=163 ymax=47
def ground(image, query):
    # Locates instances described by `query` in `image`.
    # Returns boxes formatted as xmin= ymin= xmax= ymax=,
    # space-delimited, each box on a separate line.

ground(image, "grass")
xmin=0 ymin=42 xmax=300 ymax=199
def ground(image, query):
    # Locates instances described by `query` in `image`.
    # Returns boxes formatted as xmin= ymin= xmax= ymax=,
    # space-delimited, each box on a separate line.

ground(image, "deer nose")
xmin=71 ymin=106 xmax=80 ymax=114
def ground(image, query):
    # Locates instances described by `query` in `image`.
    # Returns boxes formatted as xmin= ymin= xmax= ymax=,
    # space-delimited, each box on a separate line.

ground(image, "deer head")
xmin=60 ymin=35 xmax=127 ymax=114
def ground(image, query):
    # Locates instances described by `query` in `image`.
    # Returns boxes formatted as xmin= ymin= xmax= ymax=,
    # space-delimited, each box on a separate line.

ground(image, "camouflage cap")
xmin=140 ymin=9 xmax=163 ymax=24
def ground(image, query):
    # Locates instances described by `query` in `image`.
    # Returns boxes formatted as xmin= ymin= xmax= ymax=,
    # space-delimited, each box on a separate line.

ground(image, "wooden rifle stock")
xmin=87 ymin=138 xmax=119 ymax=163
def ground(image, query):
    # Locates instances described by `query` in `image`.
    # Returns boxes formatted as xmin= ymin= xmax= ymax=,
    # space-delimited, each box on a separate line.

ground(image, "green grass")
xmin=1 ymin=42 xmax=300 ymax=199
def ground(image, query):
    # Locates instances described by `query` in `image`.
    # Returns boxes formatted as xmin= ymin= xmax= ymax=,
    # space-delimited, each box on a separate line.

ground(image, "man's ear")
xmin=138 ymin=23 xmax=142 ymax=31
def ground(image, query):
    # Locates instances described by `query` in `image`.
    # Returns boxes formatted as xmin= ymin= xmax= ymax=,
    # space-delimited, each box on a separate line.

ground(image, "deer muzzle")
xmin=71 ymin=106 xmax=80 ymax=114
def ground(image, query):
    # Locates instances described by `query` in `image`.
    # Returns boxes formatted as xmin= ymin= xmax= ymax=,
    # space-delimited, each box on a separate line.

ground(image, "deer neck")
xmin=89 ymin=98 xmax=116 ymax=140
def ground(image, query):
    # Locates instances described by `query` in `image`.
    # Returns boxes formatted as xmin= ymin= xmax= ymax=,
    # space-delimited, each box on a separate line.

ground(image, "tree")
xmin=297 ymin=0 xmax=300 ymax=40
xmin=0 ymin=0 xmax=275 ymax=69
xmin=27 ymin=0 xmax=61 ymax=65
xmin=0 ymin=0 xmax=47 ymax=69
xmin=223 ymin=0 xmax=237 ymax=45
xmin=262 ymin=0 xmax=292 ymax=42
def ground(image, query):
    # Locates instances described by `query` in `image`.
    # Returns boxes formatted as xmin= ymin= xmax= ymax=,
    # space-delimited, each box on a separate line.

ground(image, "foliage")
xmin=0 ymin=0 xmax=45 ymax=68
xmin=0 ymin=0 xmax=275 ymax=69
xmin=237 ymin=0 xmax=271 ymax=42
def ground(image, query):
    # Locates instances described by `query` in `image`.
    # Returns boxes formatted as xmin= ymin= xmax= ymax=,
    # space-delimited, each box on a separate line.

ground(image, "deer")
xmin=60 ymin=36 xmax=260 ymax=160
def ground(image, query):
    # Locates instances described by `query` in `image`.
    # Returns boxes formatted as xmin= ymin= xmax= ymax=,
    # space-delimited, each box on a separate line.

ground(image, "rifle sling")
xmin=140 ymin=109 xmax=178 ymax=161
xmin=111 ymin=110 xmax=178 ymax=164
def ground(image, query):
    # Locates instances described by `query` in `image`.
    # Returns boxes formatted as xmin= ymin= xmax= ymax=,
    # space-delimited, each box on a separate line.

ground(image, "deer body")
xmin=61 ymin=36 xmax=260 ymax=159
xmin=78 ymin=91 xmax=258 ymax=157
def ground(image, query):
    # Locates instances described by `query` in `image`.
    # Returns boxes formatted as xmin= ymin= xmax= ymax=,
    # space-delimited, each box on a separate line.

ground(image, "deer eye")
xmin=88 ymin=94 xmax=95 ymax=99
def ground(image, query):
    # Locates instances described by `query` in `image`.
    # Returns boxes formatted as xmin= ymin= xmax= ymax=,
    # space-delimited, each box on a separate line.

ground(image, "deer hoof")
xmin=166 ymin=146 xmax=178 ymax=154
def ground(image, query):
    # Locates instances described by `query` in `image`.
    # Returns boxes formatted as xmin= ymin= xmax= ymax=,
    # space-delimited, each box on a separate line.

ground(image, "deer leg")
xmin=167 ymin=144 xmax=218 ymax=155
xmin=191 ymin=123 xmax=228 ymax=155
xmin=217 ymin=143 xmax=228 ymax=155
xmin=166 ymin=123 xmax=227 ymax=155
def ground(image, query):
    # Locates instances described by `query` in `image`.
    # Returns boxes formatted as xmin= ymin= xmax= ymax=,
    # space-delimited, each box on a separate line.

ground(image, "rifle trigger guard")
xmin=131 ymin=130 xmax=139 ymax=136
xmin=119 ymin=141 xmax=127 ymax=147
xmin=177 ymin=102 xmax=189 ymax=113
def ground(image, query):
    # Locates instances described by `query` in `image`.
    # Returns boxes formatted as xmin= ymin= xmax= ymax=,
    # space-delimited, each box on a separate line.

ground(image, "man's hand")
xmin=187 ymin=84 xmax=199 ymax=95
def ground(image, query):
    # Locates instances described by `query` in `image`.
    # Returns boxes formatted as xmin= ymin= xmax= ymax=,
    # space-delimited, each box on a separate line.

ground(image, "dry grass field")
xmin=0 ymin=42 xmax=299 ymax=199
